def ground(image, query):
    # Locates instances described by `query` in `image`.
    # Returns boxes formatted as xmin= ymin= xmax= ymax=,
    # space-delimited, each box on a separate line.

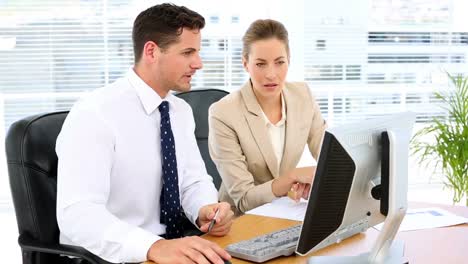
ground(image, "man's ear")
xmin=142 ymin=41 xmax=159 ymax=63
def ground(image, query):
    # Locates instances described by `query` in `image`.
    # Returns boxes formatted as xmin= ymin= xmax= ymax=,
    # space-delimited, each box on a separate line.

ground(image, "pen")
xmin=207 ymin=208 xmax=220 ymax=233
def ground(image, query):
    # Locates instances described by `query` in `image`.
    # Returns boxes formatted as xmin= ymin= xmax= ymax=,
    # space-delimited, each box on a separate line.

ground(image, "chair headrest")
xmin=6 ymin=111 xmax=69 ymax=177
xmin=176 ymin=89 xmax=228 ymax=138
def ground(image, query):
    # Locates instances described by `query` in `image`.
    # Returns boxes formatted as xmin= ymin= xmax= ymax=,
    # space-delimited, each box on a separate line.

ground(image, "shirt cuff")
xmin=185 ymin=191 xmax=218 ymax=226
xmin=121 ymin=227 xmax=162 ymax=263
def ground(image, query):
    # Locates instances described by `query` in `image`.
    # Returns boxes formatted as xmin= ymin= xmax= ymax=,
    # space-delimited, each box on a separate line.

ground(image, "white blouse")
xmin=260 ymin=94 xmax=286 ymax=170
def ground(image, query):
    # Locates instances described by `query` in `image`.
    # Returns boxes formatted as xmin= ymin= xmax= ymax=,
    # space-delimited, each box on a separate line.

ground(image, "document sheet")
xmin=374 ymin=207 xmax=468 ymax=232
xmin=245 ymin=197 xmax=307 ymax=221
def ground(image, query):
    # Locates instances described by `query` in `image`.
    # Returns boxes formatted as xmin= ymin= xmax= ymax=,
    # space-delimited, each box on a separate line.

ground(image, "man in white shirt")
xmin=56 ymin=3 xmax=234 ymax=264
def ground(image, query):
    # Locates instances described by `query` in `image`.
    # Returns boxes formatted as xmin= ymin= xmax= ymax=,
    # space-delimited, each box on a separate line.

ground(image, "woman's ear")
xmin=242 ymin=56 xmax=249 ymax=72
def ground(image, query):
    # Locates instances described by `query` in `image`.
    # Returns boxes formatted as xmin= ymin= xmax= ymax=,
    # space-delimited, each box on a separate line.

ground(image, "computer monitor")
xmin=296 ymin=112 xmax=415 ymax=263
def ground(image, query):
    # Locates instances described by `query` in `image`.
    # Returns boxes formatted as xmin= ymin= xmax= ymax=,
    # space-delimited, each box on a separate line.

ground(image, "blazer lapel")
xmin=279 ymin=84 xmax=308 ymax=176
xmin=240 ymin=81 xmax=279 ymax=177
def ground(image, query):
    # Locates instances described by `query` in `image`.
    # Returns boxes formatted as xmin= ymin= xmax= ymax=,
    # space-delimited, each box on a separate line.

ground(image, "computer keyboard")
xmin=226 ymin=224 xmax=302 ymax=263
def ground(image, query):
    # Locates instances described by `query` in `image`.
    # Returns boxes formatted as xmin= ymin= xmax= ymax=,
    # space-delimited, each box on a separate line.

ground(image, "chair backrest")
xmin=6 ymin=111 xmax=68 ymax=247
xmin=176 ymin=89 xmax=229 ymax=189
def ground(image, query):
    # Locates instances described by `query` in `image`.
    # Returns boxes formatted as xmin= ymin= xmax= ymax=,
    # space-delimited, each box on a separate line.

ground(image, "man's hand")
xmin=197 ymin=202 xmax=234 ymax=236
xmin=147 ymin=236 xmax=231 ymax=264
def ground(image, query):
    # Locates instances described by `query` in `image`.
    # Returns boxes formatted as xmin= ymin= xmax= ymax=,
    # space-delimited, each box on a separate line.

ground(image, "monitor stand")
xmin=306 ymin=240 xmax=405 ymax=264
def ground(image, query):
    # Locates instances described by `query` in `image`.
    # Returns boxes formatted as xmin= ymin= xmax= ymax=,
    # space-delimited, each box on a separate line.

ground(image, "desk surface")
xmin=146 ymin=203 xmax=468 ymax=264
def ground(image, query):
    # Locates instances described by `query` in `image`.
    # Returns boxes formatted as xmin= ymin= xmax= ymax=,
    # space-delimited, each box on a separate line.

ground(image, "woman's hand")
xmin=292 ymin=166 xmax=315 ymax=184
xmin=288 ymin=182 xmax=312 ymax=202
xmin=272 ymin=166 xmax=315 ymax=200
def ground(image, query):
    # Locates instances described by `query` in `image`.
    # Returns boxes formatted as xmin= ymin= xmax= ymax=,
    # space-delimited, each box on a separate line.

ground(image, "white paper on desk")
xmin=374 ymin=207 xmax=468 ymax=232
xmin=245 ymin=197 xmax=307 ymax=221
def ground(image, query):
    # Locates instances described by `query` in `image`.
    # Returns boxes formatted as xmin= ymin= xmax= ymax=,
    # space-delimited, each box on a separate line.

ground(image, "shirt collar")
xmin=261 ymin=92 xmax=287 ymax=127
xmin=126 ymin=68 xmax=176 ymax=115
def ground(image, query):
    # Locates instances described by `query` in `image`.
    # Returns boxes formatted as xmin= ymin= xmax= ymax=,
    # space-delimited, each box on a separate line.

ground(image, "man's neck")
xmin=133 ymin=65 xmax=169 ymax=98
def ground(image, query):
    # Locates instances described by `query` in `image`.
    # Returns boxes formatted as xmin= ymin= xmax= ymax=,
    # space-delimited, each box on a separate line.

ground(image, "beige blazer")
xmin=208 ymin=81 xmax=326 ymax=214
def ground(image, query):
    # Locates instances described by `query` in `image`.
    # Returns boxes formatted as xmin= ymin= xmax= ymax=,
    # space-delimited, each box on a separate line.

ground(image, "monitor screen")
xmin=296 ymin=112 xmax=415 ymax=257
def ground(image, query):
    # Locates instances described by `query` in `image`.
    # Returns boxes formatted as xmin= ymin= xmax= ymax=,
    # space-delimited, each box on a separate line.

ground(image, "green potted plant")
xmin=411 ymin=73 xmax=468 ymax=206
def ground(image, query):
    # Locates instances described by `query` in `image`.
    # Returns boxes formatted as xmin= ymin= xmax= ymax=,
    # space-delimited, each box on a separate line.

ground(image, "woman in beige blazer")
xmin=208 ymin=19 xmax=326 ymax=214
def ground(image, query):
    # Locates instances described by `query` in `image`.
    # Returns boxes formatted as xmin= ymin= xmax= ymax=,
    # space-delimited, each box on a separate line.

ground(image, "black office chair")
xmin=5 ymin=111 xmax=112 ymax=264
xmin=176 ymin=88 xmax=229 ymax=190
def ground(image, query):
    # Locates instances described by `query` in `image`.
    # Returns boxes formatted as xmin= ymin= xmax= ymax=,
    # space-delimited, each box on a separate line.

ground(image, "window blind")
xmin=1 ymin=0 xmax=467 ymax=202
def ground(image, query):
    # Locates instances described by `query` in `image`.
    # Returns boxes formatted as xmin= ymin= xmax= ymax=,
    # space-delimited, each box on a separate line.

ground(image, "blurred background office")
xmin=1 ymin=0 xmax=467 ymax=262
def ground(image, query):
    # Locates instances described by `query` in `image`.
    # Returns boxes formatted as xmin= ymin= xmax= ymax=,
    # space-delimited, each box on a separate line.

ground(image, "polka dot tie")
xmin=158 ymin=101 xmax=184 ymax=239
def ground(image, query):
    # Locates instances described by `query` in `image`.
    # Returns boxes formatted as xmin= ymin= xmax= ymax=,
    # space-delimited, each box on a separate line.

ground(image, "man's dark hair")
xmin=132 ymin=3 xmax=205 ymax=63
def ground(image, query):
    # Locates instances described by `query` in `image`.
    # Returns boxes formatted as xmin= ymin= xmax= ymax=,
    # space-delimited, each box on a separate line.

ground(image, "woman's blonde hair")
xmin=242 ymin=19 xmax=290 ymax=61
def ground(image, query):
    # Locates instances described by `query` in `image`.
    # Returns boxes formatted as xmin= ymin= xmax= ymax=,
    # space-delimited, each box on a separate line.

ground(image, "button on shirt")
xmin=56 ymin=69 xmax=218 ymax=263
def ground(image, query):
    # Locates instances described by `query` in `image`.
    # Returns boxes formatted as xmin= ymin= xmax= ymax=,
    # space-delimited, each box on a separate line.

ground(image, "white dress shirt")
xmin=56 ymin=69 xmax=218 ymax=263
xmin=260 ymin=94 xmax=286 ymax=171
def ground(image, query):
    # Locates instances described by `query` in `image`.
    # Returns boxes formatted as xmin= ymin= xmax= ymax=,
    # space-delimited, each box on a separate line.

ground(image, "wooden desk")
xmin=145 ymin=203 xmax=468 ymax=263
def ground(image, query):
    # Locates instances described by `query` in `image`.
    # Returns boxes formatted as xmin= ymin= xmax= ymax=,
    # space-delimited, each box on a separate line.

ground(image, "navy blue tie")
xmin=159 ymin=101 xmax=184 ymax=239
